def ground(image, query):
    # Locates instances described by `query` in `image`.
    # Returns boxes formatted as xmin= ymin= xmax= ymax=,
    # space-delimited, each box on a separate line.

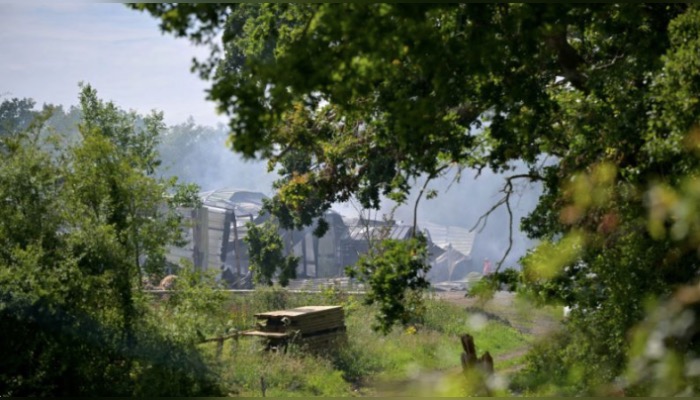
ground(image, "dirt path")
xmin=435 ymin=290 xmax=560 ymax=336
xmin=440 ymin=290 xmax=563 ymax=374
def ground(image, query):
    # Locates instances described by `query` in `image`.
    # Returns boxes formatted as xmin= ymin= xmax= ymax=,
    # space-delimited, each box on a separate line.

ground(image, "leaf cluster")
xmin=348 ymin=234 xmax=431 ymax=334
xmin=243 ymin=219 xmax=299 ymax=287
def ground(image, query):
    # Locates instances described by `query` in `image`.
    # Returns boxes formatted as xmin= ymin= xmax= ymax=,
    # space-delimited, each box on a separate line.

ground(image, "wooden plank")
xmin=243 ymin=311 xmax=349 ymax=353
xmin=255 ymin=310 xmax=308 ymax=318
xmin=295 ymin=306 xmax=343 ymax=312
xmin=255 ymin=305 xmax=342 ymax=318
xmin=240 ymin=330 xmax=292 ymax=338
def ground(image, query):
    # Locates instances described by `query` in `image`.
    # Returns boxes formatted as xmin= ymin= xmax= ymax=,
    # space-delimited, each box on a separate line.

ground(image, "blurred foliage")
xmin=467 ymin=268 xmax=521 ymax=300
xmin=626 ymin=284 xmax=700 ymax=396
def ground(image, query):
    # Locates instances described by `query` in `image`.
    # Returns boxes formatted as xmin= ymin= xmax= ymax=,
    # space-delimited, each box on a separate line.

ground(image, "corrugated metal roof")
xmin=200 ymin=188 xmax=265 ymax=203
xmin=433 ymin=246 xmax=469 ymax=266
xmin=342 ymin=218 xmax=414 ymax=241
xmin=338 ymin=217 xmax=476 ymax=257
xmin=418 ymin=222 xmax=476 ymax=258
xmin=199 ymin=188 xmax=267 ymax=218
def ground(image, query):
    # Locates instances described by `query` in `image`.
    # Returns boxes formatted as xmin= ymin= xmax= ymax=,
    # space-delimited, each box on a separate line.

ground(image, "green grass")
xmin=464 ymin=293 xmax=563 ymax=335
xmin=421 ymin=296 xmax=531 ymax=355
xmin=195 ymin=287 xmax=532 ymax=396
xmin=208 ymin=340 xmax=353 ymax=397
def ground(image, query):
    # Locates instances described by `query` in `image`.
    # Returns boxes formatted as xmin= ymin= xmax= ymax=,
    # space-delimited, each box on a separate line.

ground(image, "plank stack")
xmin=241 ymin=305 xmax=346 ymax=352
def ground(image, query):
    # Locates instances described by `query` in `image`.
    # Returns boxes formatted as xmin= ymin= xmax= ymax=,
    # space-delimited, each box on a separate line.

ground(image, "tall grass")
xmin=195 ymin=287 xmax=530 ymax=396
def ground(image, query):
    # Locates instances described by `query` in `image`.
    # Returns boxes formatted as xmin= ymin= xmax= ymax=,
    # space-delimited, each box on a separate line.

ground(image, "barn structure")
xmin=165 ymin=187 xmax=480 ymax=288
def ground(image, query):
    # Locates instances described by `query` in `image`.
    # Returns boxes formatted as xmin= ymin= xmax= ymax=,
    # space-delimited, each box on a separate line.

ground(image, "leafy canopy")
xmin=131 ymin=4 xmax=700 ymax=392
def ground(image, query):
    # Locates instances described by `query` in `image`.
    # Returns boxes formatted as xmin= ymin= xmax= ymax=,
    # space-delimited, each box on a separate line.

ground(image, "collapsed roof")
xmin=199 ymin=188 xmax=267 ymax=218
xmin=166 ymin=187 xmax=481 ymax=286
xmin=421 ymin=221 xmax=476 ymax=259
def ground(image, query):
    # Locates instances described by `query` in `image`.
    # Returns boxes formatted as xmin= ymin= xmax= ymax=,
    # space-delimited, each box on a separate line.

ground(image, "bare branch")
xmin=412 ymin=176 xmax=433 ymax=238
xmin=469 ymin=196 xmax=507 ymax=234
xmin=270 ymin=142 xmax=296 ymax=165
xmin=469 ymin=172 xmax=542 ymax=269
xmin=504 ymin=173 xmax=543 ymax=183
xmin=591 ymin=52 xmax=626 ymax=72
xmin=412 ymin=165 xmax=449 ymax=237
xmin=495 ymin=181 xmax=514 ymax=272
xmin=445 ymin=165 xmax=461 ymax=192
xmin=349 ymin=197 xmax=375 ymax=251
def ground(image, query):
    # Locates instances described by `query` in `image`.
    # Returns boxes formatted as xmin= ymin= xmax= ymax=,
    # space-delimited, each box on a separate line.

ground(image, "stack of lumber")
xmin=242 ymin=305 xmax=346 ymax=351
xmin=255 ymin=306 xmax=345 ymax=334
xmin=300 ymin=328 xmax=347 ymax=349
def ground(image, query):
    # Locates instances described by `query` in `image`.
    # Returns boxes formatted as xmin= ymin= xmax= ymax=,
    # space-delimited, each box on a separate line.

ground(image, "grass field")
xmin=196 ymin=287 xmax=539 ymax=397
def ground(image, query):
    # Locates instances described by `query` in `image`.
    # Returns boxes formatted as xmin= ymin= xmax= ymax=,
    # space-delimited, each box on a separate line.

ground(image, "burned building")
xmin=421 ymin=222 xmax=478 ymax=282
xmin=165 ymin=187 xmax=480 ymax=288
xmin=165 ymin=188 xmax=349 ymax=287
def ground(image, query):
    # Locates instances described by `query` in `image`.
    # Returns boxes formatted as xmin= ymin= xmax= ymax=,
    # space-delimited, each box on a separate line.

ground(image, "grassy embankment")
xmin=197 ymin=288 xmax=533 ymax=397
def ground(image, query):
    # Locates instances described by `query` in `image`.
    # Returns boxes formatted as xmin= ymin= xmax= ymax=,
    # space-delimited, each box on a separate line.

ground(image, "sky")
xmin=0 ymin=2 xmax=541 ymax=269
xmin=0 ymin=2 xmax=224 ymax=126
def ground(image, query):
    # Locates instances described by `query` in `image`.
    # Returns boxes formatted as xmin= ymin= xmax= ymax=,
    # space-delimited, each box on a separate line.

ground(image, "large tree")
xmin=130 ymin=4 xmax=700 ymax=393
xmin=0 ymin=87 xmax=221 ymax=396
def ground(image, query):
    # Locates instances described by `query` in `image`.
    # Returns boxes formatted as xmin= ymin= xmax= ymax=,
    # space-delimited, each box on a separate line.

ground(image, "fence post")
xmin=460 ymin=333 xmax=494 ymax=375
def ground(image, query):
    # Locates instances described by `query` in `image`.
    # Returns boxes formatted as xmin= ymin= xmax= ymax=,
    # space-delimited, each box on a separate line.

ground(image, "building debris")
xmin=166 ymin=187 xmax=485 ymax=289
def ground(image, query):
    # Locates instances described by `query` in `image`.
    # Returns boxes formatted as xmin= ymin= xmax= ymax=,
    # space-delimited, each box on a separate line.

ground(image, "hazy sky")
xmin=0 ymin=2 xmax=224 ymax=126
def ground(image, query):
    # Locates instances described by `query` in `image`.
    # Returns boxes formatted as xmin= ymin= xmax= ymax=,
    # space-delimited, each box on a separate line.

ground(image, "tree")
xmin=0 ymin=86 xmax=221 ymax=396
xmin=348 ymin=234 xmax=431 ymax=334
xmin=131 ymin=3 xmax=700 ymax=392
xmin=244 ymin=220 xmax=299 ymax=287
xmin=0 ymin=97 xmax=38 ymax=138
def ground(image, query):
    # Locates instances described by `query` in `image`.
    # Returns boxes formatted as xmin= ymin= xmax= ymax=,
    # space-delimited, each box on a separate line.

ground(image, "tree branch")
xmin=412 ymin=165 xmax=448 ymax=237
xmin=469 ymin=172 xmax=542 ymax=269
xmin=469 ymin=173 xmax=541 ymax=233
xmin=450 ymin=103 xmax=482 ymax=127
xmin=545 ymin=25 xmax=588 ymax=93
xmin=495 ymin=180 xmax=514 ymax=273
xmin=469 ymin=196 xmax=507 ymax=234
xmin=413 ymin=176 xmax=433 ymax=238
